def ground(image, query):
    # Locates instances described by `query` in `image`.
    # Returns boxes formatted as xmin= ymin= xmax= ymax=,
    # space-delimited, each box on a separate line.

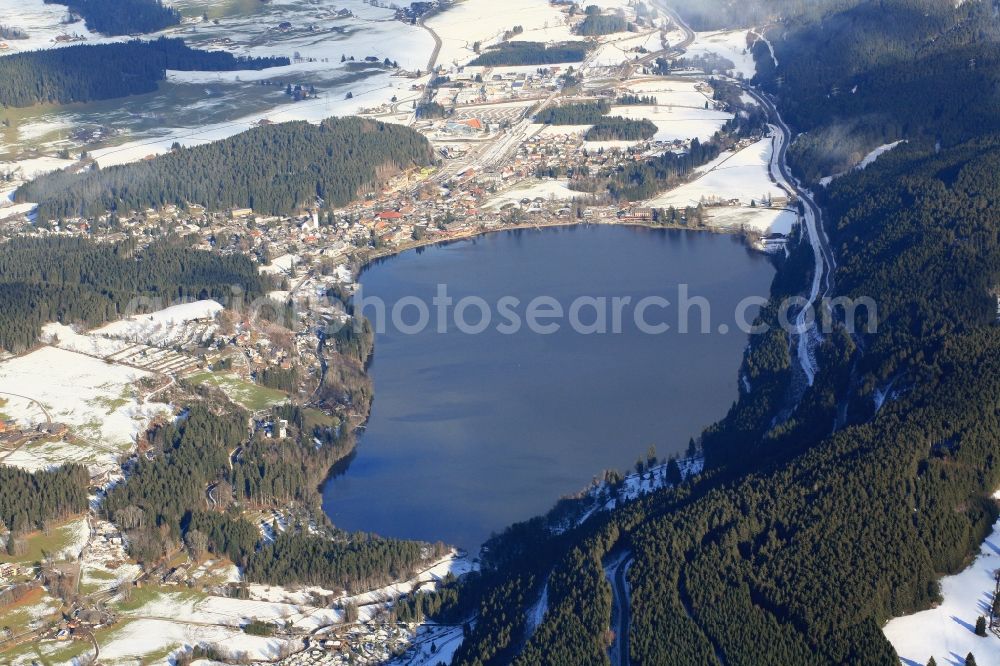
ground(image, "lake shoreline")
xmin=322 ymin=224 xmax=776 ymax=550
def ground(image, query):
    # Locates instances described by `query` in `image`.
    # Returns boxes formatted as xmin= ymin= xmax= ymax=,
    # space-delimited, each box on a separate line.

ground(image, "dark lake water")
xmin=321 ymin=225 xmax=774 ymax=550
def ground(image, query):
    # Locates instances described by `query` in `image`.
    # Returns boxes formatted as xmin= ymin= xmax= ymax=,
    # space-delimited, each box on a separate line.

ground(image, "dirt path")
xmin=0 ymin=390 xmax=51 ymax=424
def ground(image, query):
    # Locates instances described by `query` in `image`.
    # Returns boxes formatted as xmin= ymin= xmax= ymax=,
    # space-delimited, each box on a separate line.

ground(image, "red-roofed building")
xmin=377 ymin=211 xmax=403 ymax=220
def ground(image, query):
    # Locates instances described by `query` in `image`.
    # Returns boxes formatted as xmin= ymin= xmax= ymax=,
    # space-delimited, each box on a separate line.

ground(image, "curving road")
xmin=746 ymin=87 xmax=836 ymax=385
xmin=605 ymin=550 xmax=632 ymax=666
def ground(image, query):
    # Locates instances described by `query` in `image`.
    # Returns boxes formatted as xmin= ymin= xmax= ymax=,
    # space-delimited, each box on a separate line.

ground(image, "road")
xmin=418 ymin=14 xmax=443 ymax=75
xmin=605 ymin=550 xmax=632 ymax=666
xmin=656 ymin=2 xmax=696 ymax=55
xmin=746 ymin=87 xmax=835 ymax=385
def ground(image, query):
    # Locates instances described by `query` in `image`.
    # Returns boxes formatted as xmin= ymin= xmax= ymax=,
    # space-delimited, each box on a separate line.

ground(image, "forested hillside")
xmin=0 ymin=236 xmax=268 ymax=353
xmin=753 ymin=0 xmax=1000 ymax=180
xmin=103 ymin=393 xmax=430 ymax=591
xmin=667 ymin=0 xmax=862 ymax=29
xmin=17 ymin=117 xmax=434 ymax=221
xmin=0 ymin=38 xmax=288 ymax=108
xmin=432 ymin=126 xmax=1000 ymax=666
xmin=45 ymin=0 xmax=180 ymax=35
xmin=405 ymin=1 xmax=1000 ymax=664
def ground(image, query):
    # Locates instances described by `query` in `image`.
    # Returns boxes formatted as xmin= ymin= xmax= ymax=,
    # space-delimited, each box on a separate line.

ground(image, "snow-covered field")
xmin=647 ymin=137 xmax=786 ymax=208
xmin=0 ymin=346 xmax=170 ymax=472
xmin=705 ymin=206 xmax=797 ymax=235
xmin=44 ymin=321 xmax=204 ymax=376
xmin=621 ymin=78 xmax=715 ymax=108
xmin=537 ymin=80 xmax=730 ymax=150
xmin=686 ymin=30 xmax=758 ymax=79
xmin=260 ymin=253 xmax=301 ymax=276
xmin=125 ymin=589 xmax=341 ymax=632
xmin=819 ymin=140 xmax=906 ymax=186
xmin=0 ymin=0 xmax=107 ymax=54
xmin=40 ymin=300 xmax=221 ymax=376
xmin=484 ymin=179 xmax=577 ymax=209
xmin=247 ymin=550 xmax=476 ymax=620
xmin=587 ymin=29 xmax=663 ymax=68
xmin=89 ymin=69 xmax=428 ymax=168
xmin=596 ymin=103 xmax=732 ymax=144
xmin=93 ymin=299 xmax=222 ymax=344
xmin=426 ymin=0 xmax=575 ymax=69
xmin=884 ymin=501 xmax=1000 ymax=666
xmin=99 ymin=617 xmax=294 ymax=663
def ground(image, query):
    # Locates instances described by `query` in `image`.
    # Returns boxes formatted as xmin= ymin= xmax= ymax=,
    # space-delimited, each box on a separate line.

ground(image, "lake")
xmin=321 ymin=225 xmax=775 ymax=551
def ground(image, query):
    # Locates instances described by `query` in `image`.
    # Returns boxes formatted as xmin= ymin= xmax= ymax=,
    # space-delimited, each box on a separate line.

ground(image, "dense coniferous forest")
xmin=584 ymin=117 xmax=657 ymax=141
xmin=17 ymin=117 xmax=434 ymax=221
xmin=536 ymin=100 xmax=610 ymax=125
xmin=469 ymin=41 xmax=592 ymax=66
xmin=0 ymin=38 xmax=288 ymax=108
xmin=667 ymin=0 xmax=863 ymax=29
xmin=753 ymin=0 xmax=1000 ymax=179
xmin=45 ymin=0 xmax=180 ymax=35
xmin=0 ymin=236 xmax=268 ymax=353
xmin=245 ymin=533 xmax=431 ymax=592
xmin=399 ymin=1 xmax=1000 ymax=664
xmin=104 ymin=403 xmax=428 ymax=588
xmin=575 ymin=10 xmax=629 ymax=36
xmin=0 ymin=466 xmax=89 ymax=535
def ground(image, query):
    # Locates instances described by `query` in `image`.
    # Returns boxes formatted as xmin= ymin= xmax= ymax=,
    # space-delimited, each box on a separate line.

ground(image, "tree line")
xmin=536 ymin=100 xmax=611 ymax=125
xmin=0 ymin=38 xmax=288 ymax=108
xmin=45 ymin=0 xmax=181 ymax=35
xmin=0 ymin=465 xmax=89 ymax=537
xmin=0 ymin=236 xmax=269 ymax=353
xmin=575 ymin=9 xmax=630 ymax=36
xmin=18 ymin=117 xmax=434 ymax=221
xmin=469 ymin=41 xmax=592 ymax=66
xmin=584 ymin=117 xmax=657 ymax=141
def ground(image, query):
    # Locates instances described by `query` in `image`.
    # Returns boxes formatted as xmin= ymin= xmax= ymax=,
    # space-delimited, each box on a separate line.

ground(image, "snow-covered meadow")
xmin=0 ymin=0 xmax=108 ymax=54
xmin=884 ymin=501 xmax=1000 ymax=666
xmin=686 ymin=29 xmax=758 ymax=79
xmin=92 ymin=299 xmax=222 ymax=346
xmin=426 ymin=0 xmax=576 ymax=69
xmin=99 ymin=616 xmax=294 ymax=663
xmin=647 ymin=136 xmax=786 ymax=208
xmin=484 ymin=179 xmax=577 ymax=210
xmin=0 ymin=346 xmax=170 ymax=472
